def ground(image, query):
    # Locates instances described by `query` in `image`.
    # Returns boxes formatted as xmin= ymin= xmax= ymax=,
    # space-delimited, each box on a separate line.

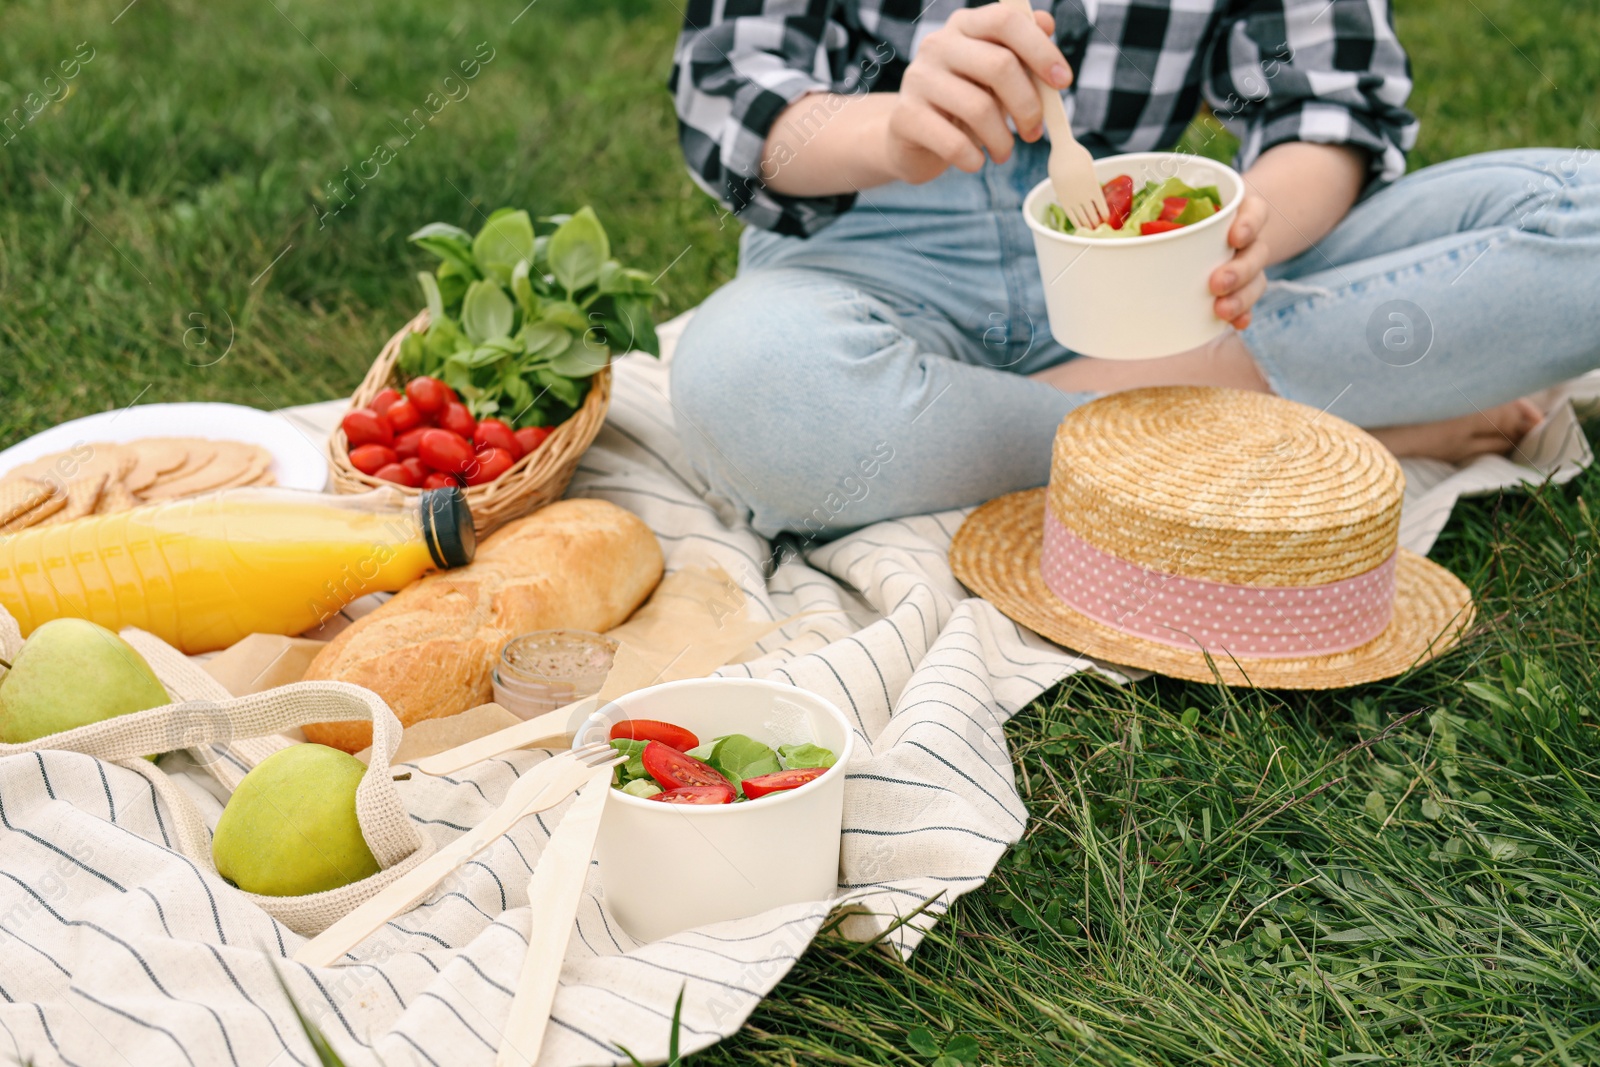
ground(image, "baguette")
xmin=302 ymin=498 xmax=663 ymax=752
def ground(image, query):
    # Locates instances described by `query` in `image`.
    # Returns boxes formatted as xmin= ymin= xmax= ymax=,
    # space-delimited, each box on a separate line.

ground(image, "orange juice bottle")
xmin=0 ymin=486 xmax=474 ymax=654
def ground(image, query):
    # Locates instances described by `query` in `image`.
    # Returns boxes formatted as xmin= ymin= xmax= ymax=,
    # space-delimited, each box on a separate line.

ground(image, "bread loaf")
xmin=302 ymin=498 xmax=662 ymax=752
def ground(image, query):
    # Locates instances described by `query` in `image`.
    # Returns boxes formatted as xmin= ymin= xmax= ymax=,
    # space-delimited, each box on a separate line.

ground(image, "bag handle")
xmin=0 ymin=676 xmax=422 ymax=868
xmin=120 ymin=630 xmax=291 ymax=791
xmin=0 ymin=619 xmax=431 ymax=932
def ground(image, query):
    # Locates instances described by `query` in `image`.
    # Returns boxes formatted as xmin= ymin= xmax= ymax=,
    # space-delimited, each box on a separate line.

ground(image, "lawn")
xmin=4 ymin=0 xmax=1600 ymax=1063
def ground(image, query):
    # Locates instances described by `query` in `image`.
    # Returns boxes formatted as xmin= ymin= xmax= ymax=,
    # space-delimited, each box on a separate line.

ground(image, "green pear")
xmin=212 ymin=744 xmax=381 ymax=896
xmin=0 ymin=618 xmax=169 ymax=744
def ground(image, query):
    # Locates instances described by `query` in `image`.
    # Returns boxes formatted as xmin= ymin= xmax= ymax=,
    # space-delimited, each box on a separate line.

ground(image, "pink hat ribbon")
xmin=1040 ymin=509 xmax=1396 ymax=659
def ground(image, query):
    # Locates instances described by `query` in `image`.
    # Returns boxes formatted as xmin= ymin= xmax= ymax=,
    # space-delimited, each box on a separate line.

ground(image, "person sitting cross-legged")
xmin=665 ymin=0 xmax=1600 ymax=539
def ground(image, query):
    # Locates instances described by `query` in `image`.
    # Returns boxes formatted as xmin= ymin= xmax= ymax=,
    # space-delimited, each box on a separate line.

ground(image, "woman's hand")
xmin=1209 ymin=193 xmax=1270 ymax=330
xmin=885 ymin=5 xmax=1073 ymax=185
xmin=1210 ymin=143 xmax=1370 ymax=329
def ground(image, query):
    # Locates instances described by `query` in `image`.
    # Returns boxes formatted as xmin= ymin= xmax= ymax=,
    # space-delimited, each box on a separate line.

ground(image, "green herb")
xmin=1124 ymin=177 xmax=1196 ymax=229
xmin=778 ymin=742 xmax=837 ymax=770
xmin=399 ymin=206 xmax=662 ymax=430
xmin=1044 ymin=201 xmax=1073 ymax=234
xmin=703 ymin=734 xmax=782 ymax=796
xmin=1129 ymin=178 xmax=1162 ymax=216
xmin=609 ymin=738 xmax=649 ymax=786
xmin=1170 ymin=196 xmax=1217 ymax=226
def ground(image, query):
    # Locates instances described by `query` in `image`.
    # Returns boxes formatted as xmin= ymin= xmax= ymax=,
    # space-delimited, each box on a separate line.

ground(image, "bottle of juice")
xmin=0 ymin=486 xmax=474 ymax=654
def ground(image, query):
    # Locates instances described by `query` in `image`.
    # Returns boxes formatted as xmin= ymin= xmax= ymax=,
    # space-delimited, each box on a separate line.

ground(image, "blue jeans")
xmin=670 ymin=143 xmax=1600 ymax=538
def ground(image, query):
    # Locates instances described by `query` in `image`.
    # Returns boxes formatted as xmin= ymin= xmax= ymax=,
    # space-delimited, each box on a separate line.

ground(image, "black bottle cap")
xmin=421 ymin=486 xmax=476 ymax=569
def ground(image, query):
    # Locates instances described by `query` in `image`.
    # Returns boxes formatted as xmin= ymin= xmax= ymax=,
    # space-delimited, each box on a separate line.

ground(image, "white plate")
xmin=0 ymin=402 xmax=330 ymax=491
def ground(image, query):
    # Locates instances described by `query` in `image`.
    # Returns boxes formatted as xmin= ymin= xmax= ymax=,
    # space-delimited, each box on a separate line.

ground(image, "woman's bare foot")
xmin=1368 ymin=399 xmax=1543 ymax=463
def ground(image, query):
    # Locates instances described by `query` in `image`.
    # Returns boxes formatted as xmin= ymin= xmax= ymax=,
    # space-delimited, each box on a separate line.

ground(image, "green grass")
xmin=704 ymin=480 xmax=1600 ymax=1067
xmin=5 ymin=0 xmax=1600 ymax=1063
xmin=0 ymin=0 xmax=738 ymax=442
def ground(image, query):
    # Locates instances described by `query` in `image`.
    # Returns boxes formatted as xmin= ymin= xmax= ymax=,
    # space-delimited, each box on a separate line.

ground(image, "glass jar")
xmin=492 ymin=629 xmax=618 ymax=719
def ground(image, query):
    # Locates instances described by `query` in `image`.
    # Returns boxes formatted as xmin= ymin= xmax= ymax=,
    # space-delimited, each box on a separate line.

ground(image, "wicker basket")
xmin=327 ymin=309 xmax=612 ymax=538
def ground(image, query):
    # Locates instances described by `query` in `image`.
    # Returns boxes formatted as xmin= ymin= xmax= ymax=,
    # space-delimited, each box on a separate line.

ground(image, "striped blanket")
xmin=0 ymin=338 xmax=1589 ymax=1065
xmin=0 ymin=352 xmax=1095 ymax=1066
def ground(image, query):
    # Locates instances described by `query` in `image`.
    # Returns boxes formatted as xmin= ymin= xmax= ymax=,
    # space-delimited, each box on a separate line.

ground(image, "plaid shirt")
xmin=670 ymin=0 xmax=1418 ymax=236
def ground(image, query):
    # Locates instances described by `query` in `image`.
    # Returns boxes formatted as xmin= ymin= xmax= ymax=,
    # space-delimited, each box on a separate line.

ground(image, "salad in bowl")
xmin=1044 ymin=174 xmax=1226 ymax=238
xmin=1024 ymin=151 xmax=1244 ymax=359
xmin=578 ymin=677 xmax=854 ymax=940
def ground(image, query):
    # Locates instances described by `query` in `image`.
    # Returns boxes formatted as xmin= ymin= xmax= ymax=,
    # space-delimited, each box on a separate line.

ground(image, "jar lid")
xmin=421 ymin=486 xmax=476 ymax=568
xmin=499 ymin=630 xmax=618 ymax=685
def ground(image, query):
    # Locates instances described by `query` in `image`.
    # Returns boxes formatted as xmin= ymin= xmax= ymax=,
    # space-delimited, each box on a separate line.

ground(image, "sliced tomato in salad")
xmin=1159 ymin=196 xmax=1189 ymax=222
xmin=740 ymin=767 xmax=828 ymax=799
xmin=610 ymin=719 xmax=699 ymax=751
xmin=651 ymin=784 xmax=736 ymax=804
xmin=1139 ymin=219 xmax=1184 ymax=236
xmin=1101 ymin=174 xmax=1134 ymax=230
xmin=642 ymin=741 xmax=731 ymax=790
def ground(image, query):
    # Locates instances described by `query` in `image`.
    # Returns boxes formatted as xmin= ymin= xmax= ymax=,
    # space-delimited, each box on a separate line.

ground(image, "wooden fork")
xmin=997 ymin=0 xmax=1106 ymax=231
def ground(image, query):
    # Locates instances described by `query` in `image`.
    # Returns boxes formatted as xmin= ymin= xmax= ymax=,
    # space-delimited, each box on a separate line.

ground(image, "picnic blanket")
xmin=0 ymin=323 xmax=1592 ymax=1066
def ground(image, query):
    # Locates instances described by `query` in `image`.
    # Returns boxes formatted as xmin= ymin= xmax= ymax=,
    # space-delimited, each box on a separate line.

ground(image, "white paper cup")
xmin=576 ymin=678 xmax=855 ymax=942
xmin=1024 ymin=151 xmax=1244 ymax=360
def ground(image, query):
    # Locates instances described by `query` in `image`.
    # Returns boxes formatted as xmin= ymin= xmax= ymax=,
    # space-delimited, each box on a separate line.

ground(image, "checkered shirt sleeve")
xmin=1202 ymin=0 xmax=1418 ymax=184
xmin=671 ymin=0 xmax=1422 ymax=236
xmin=669 ymin=0 xmax=875 ymax=237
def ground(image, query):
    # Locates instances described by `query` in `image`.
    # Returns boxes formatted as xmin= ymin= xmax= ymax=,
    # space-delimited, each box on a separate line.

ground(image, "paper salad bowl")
xmin=576 ymin=677 xmax=855 ymax=942
xmin=1024 ymin=151 xmax=1244 ymax=361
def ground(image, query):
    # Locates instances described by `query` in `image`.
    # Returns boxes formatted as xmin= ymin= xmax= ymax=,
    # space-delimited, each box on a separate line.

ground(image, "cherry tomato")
xmin=1159 ymin=196 xmax=1189 ymax=223
xmin=642 ymin=741 xmax=731 ymax=791
xmin=740 ymin=767 xmax=828 ymax=799
xmin=340 ymin=408 xmax=393 ymax=449
xmin=465 ymin=446 xmax=515 ymax=486
xmin=474 ymin=418 xmax=523 ymax=459
xmin=405 ymin=375 xmax=451 ymax=417
xmin=515 ymin=426 xmax=552 ymax=455
xmin=371 ymin=387 xmax=403 ymax=416
xmin=400 ymin=457 xmax=429 ymax=485
xmin=372 ymin=461 xmax=420 ymax=488
xmin=609 ymin=719 xmax=699 ymax=751
xmin=1102 ymin=174 xmax=1134 ymax=230
xmin=1139 ymin=220 xmax=1184 ymax=236
xmin=438 ymin=401 xmax=477 ymax=439
xmin=385 ymin=397 xmax=424 ymax=435
xmin=418 ymin=428 xmax=474 ymax=474
xmin=349 ymin=444 xmax=398 ymax=476
xmin=422 ymin=471 xmax=459 ymax=490
xmin=394 ymin=427 xmax=429 ymax=461
xmin=650 ymin=785 xmax=735 ymax=804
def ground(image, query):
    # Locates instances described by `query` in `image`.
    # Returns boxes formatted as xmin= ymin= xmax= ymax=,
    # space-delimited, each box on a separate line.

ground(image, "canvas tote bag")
xmin=0 ymin=607 xmax=434 ymax=936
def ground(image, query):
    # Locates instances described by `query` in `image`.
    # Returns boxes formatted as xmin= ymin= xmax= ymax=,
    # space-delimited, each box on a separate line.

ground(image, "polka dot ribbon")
xmin=1040 ymin=509 xmax=1397 ymax=658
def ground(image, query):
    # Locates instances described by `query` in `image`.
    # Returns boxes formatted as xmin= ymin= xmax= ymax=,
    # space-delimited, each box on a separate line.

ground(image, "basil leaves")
xmin=397 ymin=206 xmax=661 ymax=430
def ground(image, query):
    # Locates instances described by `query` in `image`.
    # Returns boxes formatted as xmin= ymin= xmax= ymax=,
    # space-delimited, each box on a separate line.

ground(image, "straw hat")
xmin=950 ymin=387 xmax=1474 ymax=688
